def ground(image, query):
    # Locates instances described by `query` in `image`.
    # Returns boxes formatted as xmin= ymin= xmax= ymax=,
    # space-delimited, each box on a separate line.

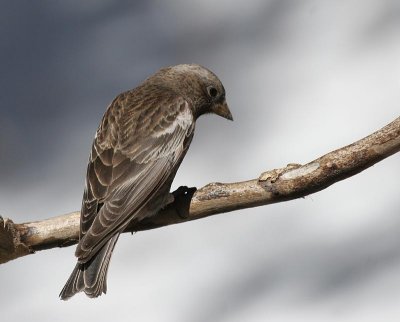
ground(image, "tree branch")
xmin=1 ymin=117 xmax=399 ymax=264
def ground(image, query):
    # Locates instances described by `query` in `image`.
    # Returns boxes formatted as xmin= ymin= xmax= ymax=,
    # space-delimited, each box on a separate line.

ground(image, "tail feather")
xmin=59 ymin=234 xmax=119 ymax=300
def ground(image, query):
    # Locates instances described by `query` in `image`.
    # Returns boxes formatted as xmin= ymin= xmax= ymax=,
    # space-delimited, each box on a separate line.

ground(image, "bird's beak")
xmin=213 ymin=101 xmax=233 ymax=121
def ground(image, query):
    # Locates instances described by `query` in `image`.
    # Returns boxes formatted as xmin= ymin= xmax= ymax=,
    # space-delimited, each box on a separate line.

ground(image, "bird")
xmin=59 ymin=64 xmax=233 ymax=300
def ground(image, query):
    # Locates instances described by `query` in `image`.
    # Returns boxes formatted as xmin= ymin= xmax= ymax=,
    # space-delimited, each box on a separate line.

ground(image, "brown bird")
xmin=59 ymin=64 xmax=233 ymax=299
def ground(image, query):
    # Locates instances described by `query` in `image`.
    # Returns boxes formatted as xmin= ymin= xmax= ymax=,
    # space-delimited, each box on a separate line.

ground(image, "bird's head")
xmin=152 ymin=64 xmax=233 ymax=121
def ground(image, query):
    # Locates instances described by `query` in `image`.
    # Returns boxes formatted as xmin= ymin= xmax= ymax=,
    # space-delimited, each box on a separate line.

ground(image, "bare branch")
xmin=1 ymin=117 xmax=399 ymax=264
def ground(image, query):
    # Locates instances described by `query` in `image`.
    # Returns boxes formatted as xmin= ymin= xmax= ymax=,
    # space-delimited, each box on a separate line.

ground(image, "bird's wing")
xmin=76 ymin=90 xmax=194 ymax=262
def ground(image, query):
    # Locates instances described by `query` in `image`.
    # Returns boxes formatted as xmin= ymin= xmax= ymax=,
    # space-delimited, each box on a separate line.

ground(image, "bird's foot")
xmin=170 ymin=186 xmax=197 ymax=219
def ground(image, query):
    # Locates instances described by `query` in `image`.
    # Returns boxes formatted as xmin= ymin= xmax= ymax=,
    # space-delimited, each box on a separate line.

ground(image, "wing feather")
xmin=76 ymin=87 xmax=194 ymax=262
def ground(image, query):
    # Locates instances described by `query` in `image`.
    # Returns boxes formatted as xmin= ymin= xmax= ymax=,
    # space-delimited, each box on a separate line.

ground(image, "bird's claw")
xmin=171 ymin=186 xmax=197 ymax=219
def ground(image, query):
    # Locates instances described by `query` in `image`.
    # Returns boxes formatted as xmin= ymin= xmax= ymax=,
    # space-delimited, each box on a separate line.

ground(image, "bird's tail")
xmin=59 ymin=234 xmax=119 ymax=300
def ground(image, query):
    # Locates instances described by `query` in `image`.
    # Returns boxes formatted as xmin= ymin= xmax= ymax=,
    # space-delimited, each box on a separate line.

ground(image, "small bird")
xmin=59 ymin=64 xmax=233 ymax=299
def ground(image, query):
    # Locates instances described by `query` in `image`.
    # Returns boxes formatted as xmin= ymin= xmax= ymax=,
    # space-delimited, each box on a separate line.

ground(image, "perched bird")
xmin=59 ymin=64 xmax=233 ymax=300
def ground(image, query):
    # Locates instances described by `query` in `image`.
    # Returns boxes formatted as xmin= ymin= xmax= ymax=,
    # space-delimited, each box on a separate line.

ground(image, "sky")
xmin=1 ymin=1 xmax=400 ymax=321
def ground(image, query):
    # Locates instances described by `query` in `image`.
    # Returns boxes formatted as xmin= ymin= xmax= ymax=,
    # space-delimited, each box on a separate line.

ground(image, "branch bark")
xmin=1 ymin=117 xmax=399 ymax=264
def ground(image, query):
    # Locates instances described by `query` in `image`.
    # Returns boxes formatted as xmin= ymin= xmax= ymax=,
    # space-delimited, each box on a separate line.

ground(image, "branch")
xmin=1 ymin=117 xmax=399 ymax=264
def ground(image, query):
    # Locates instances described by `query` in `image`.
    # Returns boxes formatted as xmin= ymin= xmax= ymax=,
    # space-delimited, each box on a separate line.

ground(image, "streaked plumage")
xmin=60 ymin=64 xmax=232 ymax=300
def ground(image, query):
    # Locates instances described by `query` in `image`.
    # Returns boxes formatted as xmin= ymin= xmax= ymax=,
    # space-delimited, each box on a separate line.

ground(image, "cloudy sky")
xmin=1 ymin=1 xmax=399 ymax=321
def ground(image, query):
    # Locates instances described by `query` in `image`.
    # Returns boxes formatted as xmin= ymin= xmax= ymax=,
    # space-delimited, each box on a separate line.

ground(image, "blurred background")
xmin=1 ymin=1 xmax=399 ymax=321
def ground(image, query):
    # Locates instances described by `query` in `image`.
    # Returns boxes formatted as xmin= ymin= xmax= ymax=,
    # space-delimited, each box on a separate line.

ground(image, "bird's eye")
xmin=207 ymin=86 xmax=218 ymax=98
